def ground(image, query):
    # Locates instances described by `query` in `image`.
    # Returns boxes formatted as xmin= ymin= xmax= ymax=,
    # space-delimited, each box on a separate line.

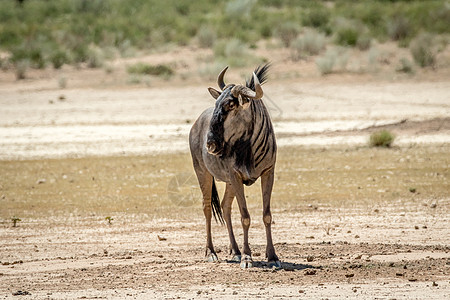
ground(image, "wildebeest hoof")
xmin=230 ymin=254 xmax=241 ymax=262
xmin=240 ymin=254 xmax=253 ymax=269
xmin=205 ymin=252 xmax=219 ymax=262
xmin=268 ymin=260 xmax=282 ymax=269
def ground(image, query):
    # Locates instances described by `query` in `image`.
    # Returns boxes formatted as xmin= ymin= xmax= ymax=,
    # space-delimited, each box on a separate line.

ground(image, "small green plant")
xmin=105 ymin=216 xmax=114 ymax=225
xmin=410 ymin=33 xmax=436 ymax=68
xmin=409 ymin=187 xmax=416 ymax=193
xmin=369 ymin=130 xmax=395 ymax=148
xmin=127 ymin=63 xmax=174 ymax=77
xmin=11 ymin=216 xmax=21 ymax=227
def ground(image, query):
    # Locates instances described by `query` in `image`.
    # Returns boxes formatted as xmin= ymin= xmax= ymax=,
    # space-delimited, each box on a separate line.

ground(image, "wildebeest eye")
xmin=227 ymin=101 xmax=236 ymax=111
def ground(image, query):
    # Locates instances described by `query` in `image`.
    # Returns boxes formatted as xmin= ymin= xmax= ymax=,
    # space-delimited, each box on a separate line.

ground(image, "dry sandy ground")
xmin=1 ymin=48 xmax=450 ymax=299
xmin=1 ymin=203 xmax=449 ymax=299
xmin=0 ymin=45 xmax=449 ymax=160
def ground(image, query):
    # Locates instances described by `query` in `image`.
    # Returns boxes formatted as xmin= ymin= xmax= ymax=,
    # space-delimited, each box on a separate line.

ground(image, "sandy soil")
xmin=1 ymin=203 xmax=449 ymax=299
xmin=1 ymin=47 xmax=449 ymax=299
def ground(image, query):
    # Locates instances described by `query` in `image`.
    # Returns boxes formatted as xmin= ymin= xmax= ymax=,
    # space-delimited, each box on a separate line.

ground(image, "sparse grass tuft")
xmin=356 ymin=35 xmax=372 ymax=51
xmin=86 ymin=45 xmax=105 ymax=68
xmin=198 ymin=62 xmax=225 ymax=81
xmin=410 ymin=33 xmax=437 ymax=68
xmin=290 ymin=30 xmax=326 ymax=61
xmin=316 ymin=55 xmax=335 ymax=75
xmin=14 ymin=59 xmax=29 ymax=80
xmin=58 ymin=76 xmax=67 ymax=89
xmin=127 ymin=63 xmax=174 ymax=78
xmin=396 ymin=57 xmax=414 ymax=74
xmin=316 ymin=48 xmax=345 ymax=75
xmin=214 ymin=38 xmax=258 ymax=68
xmin=369 ymin=130 xmax=395 ymax=148
xmin=197 ymin=26 xmax=217 ymax=48
xmin=276 ymin=22 xmax=301 ymax=47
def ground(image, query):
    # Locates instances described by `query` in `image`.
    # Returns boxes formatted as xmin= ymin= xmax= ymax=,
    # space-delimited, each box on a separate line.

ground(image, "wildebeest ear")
xmin=208 ymin=87 xmax=221 ymax=99
xmin=238 ymin=94 xmax=250 ymax=110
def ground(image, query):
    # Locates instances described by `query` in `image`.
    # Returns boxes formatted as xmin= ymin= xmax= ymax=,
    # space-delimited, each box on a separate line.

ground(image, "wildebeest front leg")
xmin=230 ymin=171 xmax=252 ymax=268
xmin=261 ymin=168 xmax=281 ymax=268
xmin=221 ymin=183 xmax=241 ymax=262
xmin=195 ymin=170 xmax=218 ymax=262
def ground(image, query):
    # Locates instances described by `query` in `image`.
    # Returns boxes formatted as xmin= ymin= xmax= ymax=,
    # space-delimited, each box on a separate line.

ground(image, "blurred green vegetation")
xmin=0 ymin=0 xmax=448 ymax=74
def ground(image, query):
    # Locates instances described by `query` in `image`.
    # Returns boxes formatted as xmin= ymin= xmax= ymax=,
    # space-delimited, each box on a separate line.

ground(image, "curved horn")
xmin=251 ymin=72 xmax=263 ymax=100
xmin=217 ymin=66 xmax=228 ymax=91
xmin=231 ymin=73 xmax=263 ymax=100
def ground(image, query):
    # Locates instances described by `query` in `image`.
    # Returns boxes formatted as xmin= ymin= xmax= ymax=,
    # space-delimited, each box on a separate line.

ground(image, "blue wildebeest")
xmin=189 ymin=64 xmax=280 ymax=269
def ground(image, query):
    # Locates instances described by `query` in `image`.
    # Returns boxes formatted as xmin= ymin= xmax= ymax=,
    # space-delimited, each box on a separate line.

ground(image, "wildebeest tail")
xmin=211 ymin=178 xmax=224 ymax=224
xmin=246 ymin=63 xmax=270 ymax=90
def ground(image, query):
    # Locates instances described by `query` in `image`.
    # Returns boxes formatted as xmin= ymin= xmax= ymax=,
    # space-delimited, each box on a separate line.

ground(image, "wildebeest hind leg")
xmin=261 ymin=168 xmax=281 ymax=268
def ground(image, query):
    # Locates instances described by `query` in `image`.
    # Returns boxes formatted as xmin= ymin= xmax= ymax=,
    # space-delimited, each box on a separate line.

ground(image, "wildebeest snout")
xmin=206 ymin=132 xmax=223 ymax=155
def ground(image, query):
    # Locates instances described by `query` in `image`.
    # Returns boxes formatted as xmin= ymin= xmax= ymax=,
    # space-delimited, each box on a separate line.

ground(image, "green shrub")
xmin=396 ymin=57 xmax=414 ymax=74
xmin=197 ymin=26 xmax=217 ymax=48
xmin=410 ymin=33 xmax=436 ymax=68
xmin=387 ymin=14 xmax=411 ymax=42
xmin=14 ymin=59 xmax=29 ymax=80
xmin=127 ymin=63 xmax=174 ymax=77
xmin=224 ymin=38 xmax=252 ymax=67
xmin=369 ymin=130 xmax=395 ymax=148
xmin=11 ymin=44 xmax=46 ymax=69
xmin=86 ymin=45 xmax=104 ymax=68
xmin=198 ymin=62 xmax=225 ymax=80
xmin=224 ymin=38 xmax=248 ymax=58
xmin=291 ymin=30 xmax=326 ymax=60
xmin=302 ymin=6 xmax=330 ymax=30
xmin=335 ymin=24 xmax=360 ymax=47
xmin=276 ymin=22 xmax=301 ymax=47
xmin=225 ymin=0 xmax=257 ymax=19
xmin=356 ymin=35 xmax=372 ymax=51
xmin=316 ymin=49 xmax=336 ymax=75
xmin=50 ymin=50 xmax=69 ymax=69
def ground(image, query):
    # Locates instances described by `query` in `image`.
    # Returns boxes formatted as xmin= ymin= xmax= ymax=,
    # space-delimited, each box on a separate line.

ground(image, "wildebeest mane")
xmin=246 ymin=63 xmax=270 ymax=90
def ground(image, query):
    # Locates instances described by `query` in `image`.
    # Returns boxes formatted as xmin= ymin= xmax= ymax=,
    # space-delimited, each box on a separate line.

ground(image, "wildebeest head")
xmin=206 ymin=66 xmax=264 ymax=156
